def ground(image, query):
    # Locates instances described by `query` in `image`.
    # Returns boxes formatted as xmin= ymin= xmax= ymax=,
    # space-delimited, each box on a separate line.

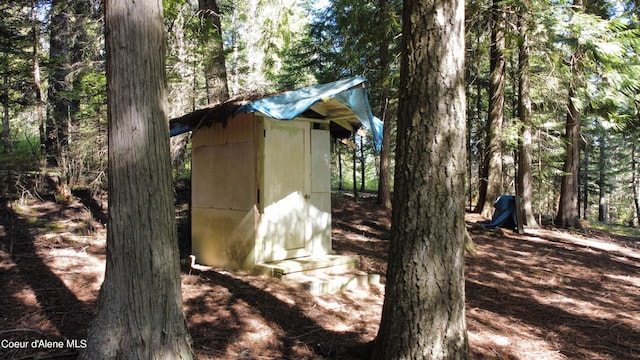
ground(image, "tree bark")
xmin=45 ymin=0 xmax=72 ymax=166
xmin=598 ymin=131 xmax=607 ymax=222
xmin=372 ymin=0 xmax=468 ymax=357
xmin=80 ymin=1 xmax=193 ymax=358
xmin=582 ymin=139 xmax=589 ymax=219
xmin=338 ymin=144 xmax=344 ymax=190
xmin=199 ymin=0 xmax=229 ymax=103
xmin=376 ymin=0 xmax=393 ymax=209
xmin=353 ymin=135 xmax=359 ymax=199
xmin=360 ymin=134 xmax=366 ymax=191
xmin=31 ymin=0 xmax=46 ymax=156
xmin=2 ymin=74 xmax=9 ymax=152
xmin=377 ymin=96 xmax=393 ymax=209
xmin=474 ymin=50 xmax=485 ymax=212
xmin=555 ymin=85 xmax=583 ymax=229
xmin=555 ymin=0 xmax=584 ymax=230
xmin=632 ymin=135 xmax=640 ymax=226
xmin=517 ymin=9 xmax=538 ymax=227
xmin=479 ymin=0 xmax=505 ymax=218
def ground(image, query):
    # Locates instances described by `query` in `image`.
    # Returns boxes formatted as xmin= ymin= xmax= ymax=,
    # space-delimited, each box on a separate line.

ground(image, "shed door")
xmin=261 ymin=119 xmax=311 ymax=262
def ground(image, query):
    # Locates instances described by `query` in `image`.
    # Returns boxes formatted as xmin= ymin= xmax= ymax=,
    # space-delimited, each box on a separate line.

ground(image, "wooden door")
xmin=260 ymin=118 xmax=311 ymax=262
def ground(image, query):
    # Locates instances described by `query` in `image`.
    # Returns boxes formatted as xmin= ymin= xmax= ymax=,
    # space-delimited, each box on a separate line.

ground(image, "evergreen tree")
xmin=478 ymin=0 xmax=507 ymax=218
xmin=80 ymin=0 xmax=193 ymax=357
xmin=373 ymin=0 xmax=468 ymax=357
xmin=0 ymin=0 xmax=37 ymax=153
xmin=517 ymin=0 xmax=539 ymax=227
xmin=198 ymin=0 xmax=229 ymax=103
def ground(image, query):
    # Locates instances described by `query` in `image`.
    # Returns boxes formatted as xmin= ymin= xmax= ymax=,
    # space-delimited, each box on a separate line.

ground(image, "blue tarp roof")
xmin=170 ymin=77 xmax=383 ymax=151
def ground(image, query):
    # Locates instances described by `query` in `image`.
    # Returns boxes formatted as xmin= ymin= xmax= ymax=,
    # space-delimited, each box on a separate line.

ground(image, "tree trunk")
xmin=199 ymin=0 xmax=229 ymax=103
xmin=372 ymin=0 xmax=468 ymax=357
xmin=555 ymin=86 xmax=583 ymax=229
xmin=632 ymin=135 xmax=640 ymax=226
xmin=376 ymin=0 xmax=393 ymax=209
xmin=516 ymin=9 xmax=538 ymax=227
xmin=598 ymin=131 xmax=607 ymax=222
xmin=555 ymin=0 xmax=584 ymax=229
xmin=360 ymin=134 xmax=365 ymax=191
xmin=31 ymin=0 xmax=46 ymax=156
xmin=377 ymin=97 xmax=393 ymax=209
xmin=2 ymin=74 xmax=9 ymax=153
xmin=479 ymin=0 xmax=505 ymax=218
xmin=583 ymin=139 xmax=589 ymax=219
xmin=353 ymin=135 xmax=358 ymax=199
xmin=338 ymin=144 xmax=344 ymax=190
xmin=474 ymin=52 xmax=485 ymax=212
xmin=46 ymin=0 xmax=72 ymax=166
xmin=80 ymin=1 xmax=193 ymax=358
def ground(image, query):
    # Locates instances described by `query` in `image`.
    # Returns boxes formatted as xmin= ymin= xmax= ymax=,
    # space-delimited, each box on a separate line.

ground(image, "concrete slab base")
xmin=255 ymin=255 xmax=380 ymax=295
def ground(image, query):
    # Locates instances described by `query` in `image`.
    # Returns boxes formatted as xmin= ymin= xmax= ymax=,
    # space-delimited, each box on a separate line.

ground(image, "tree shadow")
xmin=466 ymin=279 xmax=640 ymax=359
xmin=0 ymin=201 xmax=94 ymax=345
xmin=72 ymin=188 xmax=108 ymax=226
xmin=332 ymin=233 xmax=389 ymax=265
xmin=185 ymin=268 xmax=373 ymax=359
xmin=173 ymin=180 xmax=191 ymax=258
xmin=466 ymin=226 xmax=640 ymax=359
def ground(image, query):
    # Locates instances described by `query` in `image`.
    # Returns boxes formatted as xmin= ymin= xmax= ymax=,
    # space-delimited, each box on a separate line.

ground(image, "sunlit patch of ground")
xmin=465 ymin=213 xmax=640 ymax=360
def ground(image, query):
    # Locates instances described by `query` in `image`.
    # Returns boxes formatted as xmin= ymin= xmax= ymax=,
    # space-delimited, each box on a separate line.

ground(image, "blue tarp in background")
xmin=236 ymin=76 xmax=383 ymax=151
xmin=481 ymin=195 xmax=518 ymax=230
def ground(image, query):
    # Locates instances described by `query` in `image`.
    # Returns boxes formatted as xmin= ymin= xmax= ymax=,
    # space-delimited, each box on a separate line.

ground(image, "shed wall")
xmin=190 ymin=114 xmax=333 ymax=269
xmin=191 ymin=113 xmax=258 ymax=268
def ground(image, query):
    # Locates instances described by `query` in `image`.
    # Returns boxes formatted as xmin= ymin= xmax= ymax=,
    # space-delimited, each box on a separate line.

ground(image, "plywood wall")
xmin=191 ymin=113 xmax=259 ymax=268
xmin=190 ymin=114 xmax=333 ymax=269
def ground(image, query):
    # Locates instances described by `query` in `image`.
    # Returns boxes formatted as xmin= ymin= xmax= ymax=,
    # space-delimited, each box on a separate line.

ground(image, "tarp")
xmin=170 ymin=122 xmax=191 ymax=137
xmin=481 ymin=195 xmax=518 ymax=230
xmin=236 ymin=77 xmax=383 ymax=151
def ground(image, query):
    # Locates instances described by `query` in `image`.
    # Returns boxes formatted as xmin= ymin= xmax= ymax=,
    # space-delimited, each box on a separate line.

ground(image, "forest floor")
xmin=1 ymin=181 xmax=639 ymax=359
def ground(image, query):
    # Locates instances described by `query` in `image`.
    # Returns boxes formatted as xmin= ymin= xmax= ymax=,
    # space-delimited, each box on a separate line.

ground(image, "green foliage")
xmin=0 ymin=0 xmax=38 ymax=129
xmin=2 ymin=0 xmax=639 ymax=223
xmin=588 ymin=220 xmax=640 ymax=236
xmin=463 ymin=0 xmax=640 ymax=223
xmin=0 ymin=136 xmax=40 ymax=170
xmin=331 ymin=141 xmax=383 ymax=192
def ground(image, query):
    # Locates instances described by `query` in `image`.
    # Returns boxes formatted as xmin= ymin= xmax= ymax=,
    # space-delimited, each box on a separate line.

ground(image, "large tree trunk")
xmin=372 ymin=0 xmax=468 ymax=357
xmin=478 ymin=0 xmax=506 ymax=218
xmin=199 ymin=0 xmax=229 ymax=103
xmin=555 ymin=0 xmax=584 ymax=229
xmin=80 ymin=1 xmax=193 ymax=358
xmin=31 ymin=0 xmax=46 ymax=156
xmin=474 ymin=50 xmax=485 ymax=212
xmin=45 ymin=0 xmax=72 ymax=166
xmin=516 ymin=8 xmax=538 ymax=228
xmin=555 ymin=86 xmax=583 ymax=229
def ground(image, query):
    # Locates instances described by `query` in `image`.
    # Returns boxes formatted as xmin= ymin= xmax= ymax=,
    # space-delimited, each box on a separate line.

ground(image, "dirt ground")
xmin=1 ymin=186 xmax=639 ymax=359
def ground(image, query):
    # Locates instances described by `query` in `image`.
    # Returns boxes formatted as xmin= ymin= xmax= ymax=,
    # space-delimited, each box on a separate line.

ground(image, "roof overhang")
xmin=169 ymin=77 xmax=382 ymax=151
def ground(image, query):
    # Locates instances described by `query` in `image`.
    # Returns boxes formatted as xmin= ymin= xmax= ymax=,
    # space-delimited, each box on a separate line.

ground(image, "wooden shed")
xmin=170 ymin=77 xmax=382 ymax=279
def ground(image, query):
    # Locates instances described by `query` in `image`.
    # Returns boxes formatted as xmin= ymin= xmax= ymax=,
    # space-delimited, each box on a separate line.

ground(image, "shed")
xmin=170 ymin=77 xmax=382 ymax=277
